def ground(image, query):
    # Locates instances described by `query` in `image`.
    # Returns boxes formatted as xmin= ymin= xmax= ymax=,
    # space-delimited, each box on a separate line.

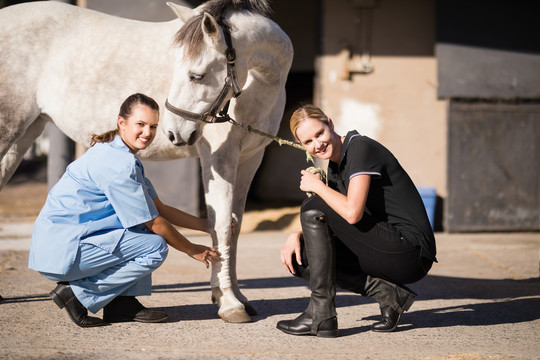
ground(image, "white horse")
xmin=0 ymin=0 xmax=293 ymax=323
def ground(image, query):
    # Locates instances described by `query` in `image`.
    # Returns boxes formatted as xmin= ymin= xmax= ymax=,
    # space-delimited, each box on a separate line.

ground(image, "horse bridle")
xmin=164 ymin=24 xmax=242 ymax=124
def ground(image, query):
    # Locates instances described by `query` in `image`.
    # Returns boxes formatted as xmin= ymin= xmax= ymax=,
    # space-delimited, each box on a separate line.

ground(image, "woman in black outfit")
xmin=277 ymin=104 xmax=437 ymax=338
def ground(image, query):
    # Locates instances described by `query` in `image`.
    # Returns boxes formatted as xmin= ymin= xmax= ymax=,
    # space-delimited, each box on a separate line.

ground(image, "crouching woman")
xmin=277 ymin=104 xmax=437 ymax=337
xmin=29 ymin=93 xmax=220 ymax=327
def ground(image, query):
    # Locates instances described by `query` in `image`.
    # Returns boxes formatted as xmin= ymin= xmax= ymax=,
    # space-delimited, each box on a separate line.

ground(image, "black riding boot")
xmin=276 ymin=209 xmax=338 ymax=337
xmin=333 ymin=271 xmax=416 ymax=332
xmin=291 ymin=237 xmax=365 ymax=295
xmin=363 ymin=275 xmax=416 ymax=332
xmin=292 ymin=237 xmax=416 ymax=333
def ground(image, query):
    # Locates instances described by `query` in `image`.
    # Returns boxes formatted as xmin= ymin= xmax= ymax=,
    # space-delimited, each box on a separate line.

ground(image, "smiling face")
xmin=118 ymin=104 xmax=159 ymax=154
xmin=295 ymin=117 xmax=342 ymax=163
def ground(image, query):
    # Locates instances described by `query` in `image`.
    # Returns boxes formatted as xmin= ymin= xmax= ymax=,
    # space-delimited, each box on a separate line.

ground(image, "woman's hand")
xmin=188 ymin=243 xmax=221 ymax=269
xmin=280 ymin=231 xmax=303 ymax=274
xmin=299 ymin=170 xmax=323 ymax=195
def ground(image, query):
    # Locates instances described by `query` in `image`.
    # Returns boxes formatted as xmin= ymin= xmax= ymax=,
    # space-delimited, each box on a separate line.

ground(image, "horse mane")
xmin=172 ymin=0 xmax=272 ymax=59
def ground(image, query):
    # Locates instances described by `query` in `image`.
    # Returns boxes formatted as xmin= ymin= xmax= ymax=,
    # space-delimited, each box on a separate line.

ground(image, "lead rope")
xmin=226 ymin=117 xmax=312 ymax=161
xmin=226 ymin=117 xmax=326 ymax=197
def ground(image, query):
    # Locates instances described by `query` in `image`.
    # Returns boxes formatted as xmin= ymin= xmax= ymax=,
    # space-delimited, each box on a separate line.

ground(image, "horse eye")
xmin=190 ymin=73 xmax=205 ymax=82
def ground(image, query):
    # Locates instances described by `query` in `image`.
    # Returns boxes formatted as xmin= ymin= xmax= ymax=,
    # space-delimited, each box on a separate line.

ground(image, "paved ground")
xmin=1 ymin=221 xmax=539 ymax=360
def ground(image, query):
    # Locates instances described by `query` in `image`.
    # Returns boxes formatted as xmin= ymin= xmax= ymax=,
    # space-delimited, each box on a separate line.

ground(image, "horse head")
xmin=162 ymin=2 xmax=246 ymax=147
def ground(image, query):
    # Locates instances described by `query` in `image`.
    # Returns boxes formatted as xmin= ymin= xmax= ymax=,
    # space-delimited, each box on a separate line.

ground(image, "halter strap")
xmin=222 ymin=26 xmax=242 ymax=97
xmin=165 ymin=24 xmax=241 ymax=124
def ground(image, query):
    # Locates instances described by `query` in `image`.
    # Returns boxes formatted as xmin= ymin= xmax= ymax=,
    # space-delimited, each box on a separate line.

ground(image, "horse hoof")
xmin=219 ymin=309 xmax=253 ymax=323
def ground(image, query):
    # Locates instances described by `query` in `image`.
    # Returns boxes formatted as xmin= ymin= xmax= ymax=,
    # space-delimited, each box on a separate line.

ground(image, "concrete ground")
xmin=0 ymin=221 xmax=539 ymax=360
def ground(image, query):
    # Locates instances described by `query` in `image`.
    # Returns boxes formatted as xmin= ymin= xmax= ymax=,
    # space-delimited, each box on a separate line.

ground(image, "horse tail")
xmin=90 ymin=129 xmax=118 ymax=147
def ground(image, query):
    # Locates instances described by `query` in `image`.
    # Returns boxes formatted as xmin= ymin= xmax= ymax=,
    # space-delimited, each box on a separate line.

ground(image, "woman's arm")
xmin=300 ymin=170 xmax=371 ymax=224
xmin=144 ymin=215 xmax=219 ymax=268
xmin=153 ymin=197 xmax=208 ymax=233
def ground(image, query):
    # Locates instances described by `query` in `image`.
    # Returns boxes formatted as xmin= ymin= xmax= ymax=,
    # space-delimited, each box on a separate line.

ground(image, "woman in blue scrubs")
xmin=29 ymin=93 xmax=220 ymax=327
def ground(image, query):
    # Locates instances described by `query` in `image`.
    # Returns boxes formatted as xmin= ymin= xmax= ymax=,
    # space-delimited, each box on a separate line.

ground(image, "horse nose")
xmin=187 ymin=131 xmax=198 ymax=146
xmin=168 ymin=131 xmax=186 ymax=146
xmin=168 ymin=131 xmax=175 ymax=142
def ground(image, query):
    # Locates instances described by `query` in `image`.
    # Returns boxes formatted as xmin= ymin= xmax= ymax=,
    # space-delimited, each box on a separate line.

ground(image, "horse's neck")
xmin=221 ymin=16 xmax=290 ymax=137
xmin=233 ymin=14 xmax=292 ymax=86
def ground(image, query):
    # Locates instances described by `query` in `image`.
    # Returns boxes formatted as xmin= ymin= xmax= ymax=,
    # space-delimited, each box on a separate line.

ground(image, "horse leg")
xmin=0 ymin=115 xmax=48 ymax=189
xmin=227 ymin=148 xmax=268 ymax=316
xmin=198 ymin=140 xmax=253 ymax=323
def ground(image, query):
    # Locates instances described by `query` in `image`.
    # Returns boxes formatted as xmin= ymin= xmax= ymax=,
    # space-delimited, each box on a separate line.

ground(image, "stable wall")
xmin=316 ymin=0 xmax=447 ymax=197
xmin=252 ymin=0 xmax=448 ymax=228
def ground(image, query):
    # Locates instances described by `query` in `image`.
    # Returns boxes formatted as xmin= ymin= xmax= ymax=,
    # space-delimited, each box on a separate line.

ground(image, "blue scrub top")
xmin=29 ymin=135 xmax=159 ymax=275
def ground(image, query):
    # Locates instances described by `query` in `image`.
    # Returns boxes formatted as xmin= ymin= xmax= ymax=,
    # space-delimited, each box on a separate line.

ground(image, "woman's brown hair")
xmin=90 ymin=93 xmax=160 ymax=146
xmin=289 ymin=104 xmax=329 ymax=142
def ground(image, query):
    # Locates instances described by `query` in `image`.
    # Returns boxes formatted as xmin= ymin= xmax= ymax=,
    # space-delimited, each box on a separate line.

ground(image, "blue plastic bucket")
xmin=417 ymin=187 xmax=436 ymax=229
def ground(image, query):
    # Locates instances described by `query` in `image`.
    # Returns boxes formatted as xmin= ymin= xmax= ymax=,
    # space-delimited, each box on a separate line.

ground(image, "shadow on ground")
xmin=2 ymin=273 xmax=538 ymax=336
xmin=147 ymin=274 xmax=540 ymax=334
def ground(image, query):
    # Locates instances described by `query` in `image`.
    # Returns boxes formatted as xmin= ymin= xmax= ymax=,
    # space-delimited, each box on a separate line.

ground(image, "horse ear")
xmin=166 ymin=2 xmax=195 ymax=22
xmin=201 ymin=12 xmax=222 ymax=45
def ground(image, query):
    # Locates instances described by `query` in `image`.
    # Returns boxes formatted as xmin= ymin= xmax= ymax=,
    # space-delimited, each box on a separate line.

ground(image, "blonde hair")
xmin=289 ymin=104 xmax=329 ymax=142
xmin=90 ymin=93 xmax=159 ymax=146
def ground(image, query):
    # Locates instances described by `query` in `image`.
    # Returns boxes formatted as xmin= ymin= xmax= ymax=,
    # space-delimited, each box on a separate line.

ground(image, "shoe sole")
xmin=277 ymin=326 xmax=338 ymax=338
xmin=104 ymin=315 xmax=168 ymax=323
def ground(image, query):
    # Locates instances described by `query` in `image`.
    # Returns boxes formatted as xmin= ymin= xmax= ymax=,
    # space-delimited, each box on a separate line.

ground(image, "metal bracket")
xmin=340 ymin=0 xmax=379 ymax=79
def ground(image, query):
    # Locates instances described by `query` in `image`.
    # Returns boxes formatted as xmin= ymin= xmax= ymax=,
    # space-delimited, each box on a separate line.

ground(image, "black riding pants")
xmin=301 ymin=196 xmax=432 ymax=286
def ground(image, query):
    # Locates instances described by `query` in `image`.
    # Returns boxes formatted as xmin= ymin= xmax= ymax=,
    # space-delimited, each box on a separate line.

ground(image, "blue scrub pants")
xmin=41 ymin=226 xmax=169 ymax=313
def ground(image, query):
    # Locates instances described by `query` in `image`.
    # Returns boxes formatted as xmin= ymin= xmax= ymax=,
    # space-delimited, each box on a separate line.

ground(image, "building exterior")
xmin=260 ymin=0 xmax=540 ymax=232
xmin=3 ymin=0 xmax=538 ymax=232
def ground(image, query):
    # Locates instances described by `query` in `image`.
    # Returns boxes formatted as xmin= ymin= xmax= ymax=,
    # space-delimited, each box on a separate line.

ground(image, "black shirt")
xmin=327 ymin=131 xmax=437 ymax=262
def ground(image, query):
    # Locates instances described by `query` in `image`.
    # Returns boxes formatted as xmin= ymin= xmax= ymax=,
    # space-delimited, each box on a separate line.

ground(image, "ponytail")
xmin=90 ymin=129 xmax=118 ymax=146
